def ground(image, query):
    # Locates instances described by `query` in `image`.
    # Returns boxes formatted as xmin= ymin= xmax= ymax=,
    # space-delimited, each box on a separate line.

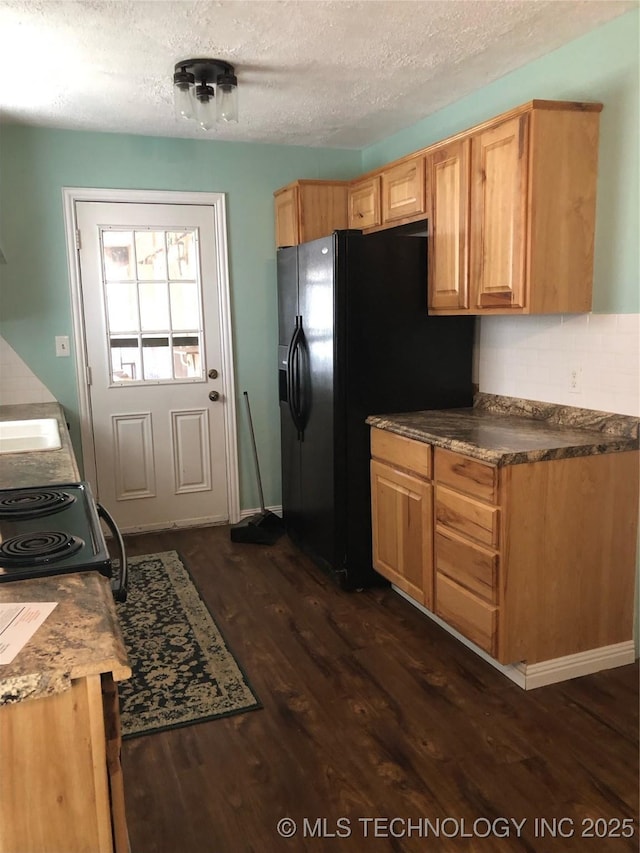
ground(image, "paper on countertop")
xmin=0 ymin=602 xmax=58 ymax=665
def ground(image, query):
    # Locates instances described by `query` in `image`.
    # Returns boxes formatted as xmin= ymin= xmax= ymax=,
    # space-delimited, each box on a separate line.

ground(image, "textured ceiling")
xmin=0 ymin=0 xmax=635 ymax=148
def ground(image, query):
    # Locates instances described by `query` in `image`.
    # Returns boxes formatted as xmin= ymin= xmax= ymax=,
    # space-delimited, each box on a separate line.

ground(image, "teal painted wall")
xmin=0 ymin=128 xmax=360 ymax=508
xmin=363 ymin=9 xmax=639 ymax=314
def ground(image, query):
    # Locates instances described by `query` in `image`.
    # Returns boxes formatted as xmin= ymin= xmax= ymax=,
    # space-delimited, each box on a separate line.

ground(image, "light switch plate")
xmin=55 ymin=336 xmax=70 ymax=357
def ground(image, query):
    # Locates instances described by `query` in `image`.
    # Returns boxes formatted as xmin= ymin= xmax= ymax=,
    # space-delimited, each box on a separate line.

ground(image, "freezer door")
xmin=296 ymin=236 xmax=338 ymax=572
xmin=277 ymin=246 xmax=299 ymax=348
xmin=277 ymin=247 xmax=302 ymax=527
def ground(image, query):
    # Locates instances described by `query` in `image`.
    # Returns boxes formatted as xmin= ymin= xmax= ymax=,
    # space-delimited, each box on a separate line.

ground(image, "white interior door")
xmin=76 ymin=201 xmax=230 ymax=532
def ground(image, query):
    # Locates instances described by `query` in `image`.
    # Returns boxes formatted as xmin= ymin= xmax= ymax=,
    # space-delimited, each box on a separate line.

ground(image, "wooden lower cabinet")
xmin=0 ymin=673 xmax=128 ymax=853
xmin=371 ymin=429 xmax=639 ymax=668
xmin=371 ymin=430 xmax=433 ymax=607
xmin=371 ymin=459 xmax=433 ymax=608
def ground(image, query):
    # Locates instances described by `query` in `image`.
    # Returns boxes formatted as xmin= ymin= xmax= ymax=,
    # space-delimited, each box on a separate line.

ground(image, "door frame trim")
xmin=62 ymin=186 xmax=241 ymax=525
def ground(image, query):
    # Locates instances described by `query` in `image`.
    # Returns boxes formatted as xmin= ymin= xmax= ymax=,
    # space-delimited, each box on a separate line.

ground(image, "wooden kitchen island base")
xmin=0 ymin=573 xmax=131 ymax=853
xmin=1 ymin=674 xmax=127 ymax=853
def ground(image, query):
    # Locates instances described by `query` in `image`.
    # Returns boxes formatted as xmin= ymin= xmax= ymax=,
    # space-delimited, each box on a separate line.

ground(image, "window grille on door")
xmin=100 ymin=228 xmax=205 ymax=385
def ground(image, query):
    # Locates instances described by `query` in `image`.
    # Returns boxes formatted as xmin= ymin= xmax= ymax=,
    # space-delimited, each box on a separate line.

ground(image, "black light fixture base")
xmin=174 ymin=58 xmax=235 ymax=85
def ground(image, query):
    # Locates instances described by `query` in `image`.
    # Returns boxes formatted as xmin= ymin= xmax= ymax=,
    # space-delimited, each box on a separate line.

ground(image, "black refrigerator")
xmin=278 ymin=229 xmax=474 ymax=589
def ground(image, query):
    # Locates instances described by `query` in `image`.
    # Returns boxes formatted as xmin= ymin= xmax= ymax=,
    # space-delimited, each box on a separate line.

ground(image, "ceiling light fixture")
xmin=173 ymin=58 xmax=239 ymax=130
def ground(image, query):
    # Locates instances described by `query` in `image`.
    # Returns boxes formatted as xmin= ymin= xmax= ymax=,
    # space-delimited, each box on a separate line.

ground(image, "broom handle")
xmin=244 ymin=391 xmax=266 ymax=513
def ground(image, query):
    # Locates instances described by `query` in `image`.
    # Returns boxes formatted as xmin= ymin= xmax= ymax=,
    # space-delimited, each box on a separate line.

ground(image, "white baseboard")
xmin=239 ymin=505 xmax=283 ymax=520
xmin=116 ymin=515 xmax=229 ymax=535
xmin=109 ymin=506 xmax=283 ymax=535
xmin=393 ymin=586 xmax=636 ymax=690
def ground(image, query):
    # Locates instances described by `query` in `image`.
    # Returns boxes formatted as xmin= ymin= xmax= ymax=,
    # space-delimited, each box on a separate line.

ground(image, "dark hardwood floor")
xmin=120 ymin=525 xmax=638 ymax=852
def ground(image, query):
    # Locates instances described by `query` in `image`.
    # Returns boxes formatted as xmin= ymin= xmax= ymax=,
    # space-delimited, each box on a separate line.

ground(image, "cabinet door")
xmin=469 ymin=114 xmax=529 ymax=310
xmin=298 ymin=183 xmax=348 ymax=242
xmin=428 ymin=139 xmax=470 ymax=310
xmin=348 ymin=176 xmax=381 ymax=229
xmin=381 ymin=157 xmax=426 ymax=224
xmin=274 ymin=186 xmax=300 ymax=247
xmin=371 ymin=459 xmax=433 ymax=607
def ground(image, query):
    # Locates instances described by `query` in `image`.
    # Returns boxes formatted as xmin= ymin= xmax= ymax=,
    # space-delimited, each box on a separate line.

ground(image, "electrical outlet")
xmin=568 ymin=364 xmax=582 ymax=394
xmin=55 ymin=336 xmax=70 ymax=357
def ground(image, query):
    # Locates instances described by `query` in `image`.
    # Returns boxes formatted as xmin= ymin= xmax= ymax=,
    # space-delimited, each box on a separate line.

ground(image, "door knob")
xmin=208 ymin=369 xmax=219 ymax=379
xmin=208 ymin=390 xmax=220 ymax=402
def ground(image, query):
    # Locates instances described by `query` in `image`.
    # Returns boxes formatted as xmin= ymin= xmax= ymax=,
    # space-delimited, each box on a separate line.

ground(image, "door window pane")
xmin=172 ymin=335 xmax=201 ymax=378
xmin=170 ymin=280 xmax=200 ymax=329
xmin=139 ymin=281 xmax=170 ymax=331
xmin=110 ymin=337 xmax=141 ymax=382
xmin=106 ymin=281 xmax=138 ymax=332
xmin=103 ymin=231 xmax=135 ymax=280
xmin=100 ymin=226 xmax=204 ymax=385
xmin=142 ymin=336 xmax=172 ymax=380
xmin=167 ymin=231 xmax=196 ymax=280
xmin=135 ymin=231 xmax=167 ymax=280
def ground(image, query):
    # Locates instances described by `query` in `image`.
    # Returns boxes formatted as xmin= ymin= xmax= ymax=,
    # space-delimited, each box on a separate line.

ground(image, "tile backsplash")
xmin=476 ymin=314 xmax=640 ymax=417
xmin=0 ymin=336 xmax=55 ymax=405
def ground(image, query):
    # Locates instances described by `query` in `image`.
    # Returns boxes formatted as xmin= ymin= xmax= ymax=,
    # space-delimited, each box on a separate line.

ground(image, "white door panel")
xmin=76 ymin=200 xmax=230 ymax=531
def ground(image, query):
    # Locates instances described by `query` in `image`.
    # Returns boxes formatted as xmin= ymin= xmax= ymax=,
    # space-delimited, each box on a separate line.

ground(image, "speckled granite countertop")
xmin=367 ymin=394 xmax=639 ymax=466
xmin=0 ymin=572 xmax=130 ymax=705
xmin=0 ymin=402 xmax=80 ymax=487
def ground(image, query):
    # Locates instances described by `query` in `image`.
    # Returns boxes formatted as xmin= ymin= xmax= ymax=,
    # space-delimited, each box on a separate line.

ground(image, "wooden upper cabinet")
xmin=348 ymin=175 xmax=381 ymax=229
xmin=469 ymin=114 xmax=529 ymax=311
xmin=277 ymin=100 xmax=601 ymax=314
xmin=274 ymin=185 xmax=300 ymax=247
xmin=381 ymin=156 xmax=426 ymax=224
xmin=429 ymin=101 xmax=601 ymax=315
xmin=428 ymin=138 xmax=470 ymax=311
xmin=274 ymin=180 xmax=348 ymax=247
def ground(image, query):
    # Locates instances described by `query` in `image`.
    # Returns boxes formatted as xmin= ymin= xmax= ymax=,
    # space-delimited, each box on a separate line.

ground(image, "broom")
xmin=230 ymin=392 xmax=284 ymax=545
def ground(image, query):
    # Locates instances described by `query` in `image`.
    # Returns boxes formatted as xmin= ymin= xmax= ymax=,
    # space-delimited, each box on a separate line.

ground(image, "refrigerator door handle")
xmin=294 ymin=322 xmax=309 ymax=435
xmin=287 ymin=318 xmax=304 ymax=437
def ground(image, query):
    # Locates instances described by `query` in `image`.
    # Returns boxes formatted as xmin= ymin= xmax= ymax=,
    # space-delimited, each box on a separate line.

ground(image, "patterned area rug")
xmin=115 ymin=551 xmax=260 ymax=739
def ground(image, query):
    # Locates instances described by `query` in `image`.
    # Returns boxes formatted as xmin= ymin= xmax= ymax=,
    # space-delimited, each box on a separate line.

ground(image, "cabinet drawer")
xmin=435 ymin=573 xmax=497 ymax=655
xmin=435 ymin=529 xmax=498 ymax=603
xmin=435 ymin=485 xmax=499 ymax=547
xmin=435 ymin=448 xmax=498 ymax=503
xmin=371 ymin=428 xmax=431 ymax=479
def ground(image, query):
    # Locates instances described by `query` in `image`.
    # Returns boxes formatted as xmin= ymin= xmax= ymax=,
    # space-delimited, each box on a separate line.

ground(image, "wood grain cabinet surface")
xmin=428 ymin=138 xmax=470 ymax=311
xmin=348 ymin=175 xmax=381 ymax=229
xmin=371 ymin=430 xmax=639 ymax=668
xmin=0 ymin=673 xmax=129 ymax=853
xmin=274 ymin=180 xmax=348 ymax=247
xmin=370 ymin=429 xmax=433 ymax=608
xmin=380 ymin=156 xmax=427 ymax=225
xmin=428 ymin=100 xmax=602 ymax=315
